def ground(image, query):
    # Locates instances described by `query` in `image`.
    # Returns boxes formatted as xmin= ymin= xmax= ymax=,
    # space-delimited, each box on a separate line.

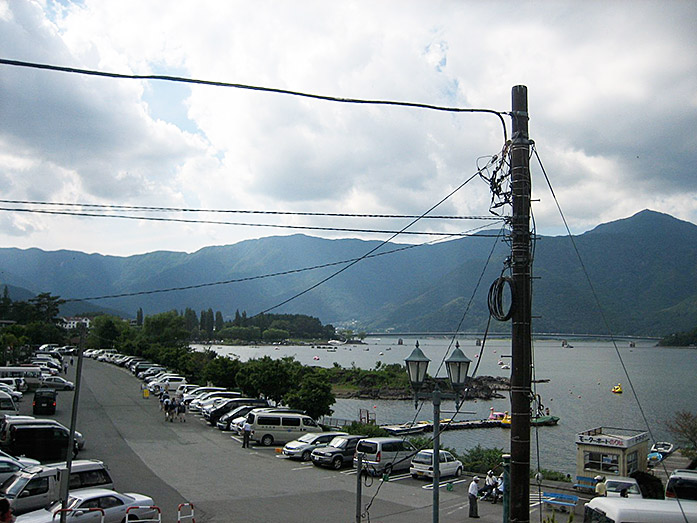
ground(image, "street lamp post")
xmin=405 ymin=341 xmax=471 ymax=523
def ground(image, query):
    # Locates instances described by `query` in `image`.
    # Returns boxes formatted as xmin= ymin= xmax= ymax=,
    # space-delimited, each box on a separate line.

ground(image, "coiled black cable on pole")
xmin=488 ymin=275 xmax=514 ymax=321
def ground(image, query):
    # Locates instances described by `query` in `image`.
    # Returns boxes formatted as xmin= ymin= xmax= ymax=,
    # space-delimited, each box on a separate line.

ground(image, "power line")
xmin=0 ymin=58 xmax=508 ymax=142
xmin=0 ymin=206 xmax=503 ymax=237
xmin=0 ymin=199 xmax=501 ymax=221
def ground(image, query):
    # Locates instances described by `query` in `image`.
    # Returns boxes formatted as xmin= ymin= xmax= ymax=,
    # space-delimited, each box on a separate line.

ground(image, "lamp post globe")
xmin=405 ymin=341 xmax=430 ymax=390
xmin=445 ymin=346 xmax=472 ymax=392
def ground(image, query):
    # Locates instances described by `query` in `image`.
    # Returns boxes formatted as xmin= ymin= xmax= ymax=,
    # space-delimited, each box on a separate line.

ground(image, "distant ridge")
xmin=0 ymin=210 xmax=695 ymax=337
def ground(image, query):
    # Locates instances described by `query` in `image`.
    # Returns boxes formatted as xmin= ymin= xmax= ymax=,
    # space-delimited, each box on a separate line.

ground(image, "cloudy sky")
xmin=1 ymin=0 xmax=696 ymax=256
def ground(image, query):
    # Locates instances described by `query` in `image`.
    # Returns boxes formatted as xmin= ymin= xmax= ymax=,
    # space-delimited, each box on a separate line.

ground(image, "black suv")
xmin=311 ymin=434 xmax=366 ymax=470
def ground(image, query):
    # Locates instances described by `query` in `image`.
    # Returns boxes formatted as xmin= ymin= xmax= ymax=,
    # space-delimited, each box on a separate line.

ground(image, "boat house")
xmin=575 ymin=426 xmax=649 ymax=478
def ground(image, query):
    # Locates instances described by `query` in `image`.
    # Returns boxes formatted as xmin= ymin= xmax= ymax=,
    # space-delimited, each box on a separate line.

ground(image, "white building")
xmin=62 ymin=316 xmax=92 ymax=330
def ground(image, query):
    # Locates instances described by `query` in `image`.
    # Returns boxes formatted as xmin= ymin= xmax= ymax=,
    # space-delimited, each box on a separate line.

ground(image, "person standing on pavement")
xmin=468 ymin=476 xmax=480 ymax=518
xmin=0 ymin=497 xmax=15 ymax=522
xmin=242 ymin=420 xmax=252 ymax=448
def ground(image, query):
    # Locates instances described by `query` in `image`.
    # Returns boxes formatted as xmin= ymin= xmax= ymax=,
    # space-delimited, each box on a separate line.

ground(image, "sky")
xmin=1 ymin=0 xmax=696 ymax=257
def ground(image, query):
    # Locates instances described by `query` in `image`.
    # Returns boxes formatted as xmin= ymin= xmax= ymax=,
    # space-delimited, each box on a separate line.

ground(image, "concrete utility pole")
xmin=509 ymin=85 xmax=532 ymax=523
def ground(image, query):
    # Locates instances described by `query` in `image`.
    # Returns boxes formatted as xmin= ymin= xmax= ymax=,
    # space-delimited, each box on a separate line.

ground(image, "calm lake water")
xmin=193 ymin=337 xmax=697 ymax=474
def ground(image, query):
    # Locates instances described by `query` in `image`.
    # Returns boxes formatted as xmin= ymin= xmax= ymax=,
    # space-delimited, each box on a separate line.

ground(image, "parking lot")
xmin=18 ymin=356 xmax=561 ymax=522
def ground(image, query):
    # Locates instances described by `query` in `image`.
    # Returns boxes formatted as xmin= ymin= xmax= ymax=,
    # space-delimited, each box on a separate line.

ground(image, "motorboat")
xmin=650 ymin=441 xmax=674 ymax=455
xmin=381 ymin=421 xmax=430 ymax=436
xmin=611 ymin=383 xmax=623 ymax=394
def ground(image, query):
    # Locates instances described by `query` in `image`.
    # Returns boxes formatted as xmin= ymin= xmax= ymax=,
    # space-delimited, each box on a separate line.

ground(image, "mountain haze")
xmin=0 ymin=210 xmax=695 ymax=337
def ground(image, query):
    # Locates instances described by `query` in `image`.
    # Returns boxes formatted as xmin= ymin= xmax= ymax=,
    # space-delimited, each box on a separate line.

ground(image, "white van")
xmin=0 ymin=459 xmax=113 ymax=515
xmin=246 ymin=409 xmax=322 ymax=446
xmin=353 ymin=437 xmax=417 ymax=475
xmin=583 ymin=496 xmax=697 ymax=522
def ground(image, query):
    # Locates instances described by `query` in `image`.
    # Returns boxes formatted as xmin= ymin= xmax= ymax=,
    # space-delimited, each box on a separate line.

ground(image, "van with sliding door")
xmin=246 ymin=409 xmax=322 ymax=447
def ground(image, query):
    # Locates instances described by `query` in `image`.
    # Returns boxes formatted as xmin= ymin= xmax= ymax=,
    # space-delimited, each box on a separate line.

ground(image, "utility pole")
xmin=509 ymin=85 xmax=532 ymax=523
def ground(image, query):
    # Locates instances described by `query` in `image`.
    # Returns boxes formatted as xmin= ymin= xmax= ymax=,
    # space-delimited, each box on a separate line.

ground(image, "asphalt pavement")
xmin=23 ymin=357 xmax=577 ymax=522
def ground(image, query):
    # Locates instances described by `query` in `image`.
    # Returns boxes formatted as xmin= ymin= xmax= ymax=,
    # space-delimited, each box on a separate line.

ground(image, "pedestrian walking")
xmin=468 ymin=476 xmax=480 ymax=518
xmin=242 ymin=420 xmax=252 ymax=448
xmin=177 ymin=400 xmax=186 ymax=422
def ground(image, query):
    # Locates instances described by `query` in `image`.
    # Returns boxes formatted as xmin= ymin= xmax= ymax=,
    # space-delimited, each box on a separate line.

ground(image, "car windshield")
xmin=298 ymin=434 xmax=318 ymax=444
xmin=413 ymin=451 xmax=433 ymax=465
xmin=606 ymin=481 xmax=640 ymax=494
xmin=330 ymin=437 xmax=348 ymax=449
xmin=0 ymin=475 xmax=29 ymax=497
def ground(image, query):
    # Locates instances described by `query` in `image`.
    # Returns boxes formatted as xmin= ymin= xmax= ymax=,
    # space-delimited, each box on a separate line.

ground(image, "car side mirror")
xmin=74 ymin=510 xmax=84 ymax=517
xmin=19 ymin=490 xmax=30 ymax=498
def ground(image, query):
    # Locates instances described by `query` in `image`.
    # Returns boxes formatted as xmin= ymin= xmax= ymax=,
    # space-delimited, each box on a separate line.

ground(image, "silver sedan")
xmin=16 ymin=488 xmax=157 ymax=522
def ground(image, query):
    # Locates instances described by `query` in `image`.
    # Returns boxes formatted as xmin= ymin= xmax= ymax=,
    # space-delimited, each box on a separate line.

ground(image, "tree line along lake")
xmin=192 ymin=336 xmax=697 ymax=475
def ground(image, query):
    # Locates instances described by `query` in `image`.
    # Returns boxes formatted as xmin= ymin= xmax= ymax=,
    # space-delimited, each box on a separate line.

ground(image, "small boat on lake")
xmin=381 ymin=421 xmax=430 ymax=436
xmin=611 ymin=383 xmax=623 ymax=394
xmin=650 ymin=441 xmax=674 ymax=455
xmin=531 ymin=415 xmax=560 ymax=426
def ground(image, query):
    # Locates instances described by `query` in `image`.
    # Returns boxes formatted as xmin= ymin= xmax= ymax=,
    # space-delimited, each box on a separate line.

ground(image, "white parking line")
xmin=422 ymin=477 xmax=468 ymax=490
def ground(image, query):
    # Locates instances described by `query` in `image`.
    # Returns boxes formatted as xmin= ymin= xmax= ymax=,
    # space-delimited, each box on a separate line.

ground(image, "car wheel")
xmin=332 ymin=457 xmax=343 ymax=470
xmin=455 ymin=467 xmax=462 ymax=478
xmin=302 ymin=450 xmax=311 ymax=461
xmin=261 ymin=435 xmax=274 ymax=447
xmin=412 ymin=474 xmax=419 ymax=479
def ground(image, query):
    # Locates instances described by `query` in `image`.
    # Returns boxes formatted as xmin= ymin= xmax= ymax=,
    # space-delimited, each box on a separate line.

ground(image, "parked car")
xmin=283 ymin=432 xmax=348 ymax=461
xmin=0 ymin=383 xmax=22 ymax=401
xmin=189 ymin=391 xmax=241 ymax=412
xmin=666 ymin=469 xmax=697 ymax=501
xmin=354 ymin=437 xmax=417 ymax=476
xmin=32 ymin=388 xmax=57 ymax=415
xmin=41 ymin=376 xmax=75 ymax=391
xmin=247 ymin=409 xmax=322 ymax=446
xmin=182 ymin=387 xmax=227 ymax=405
xmin=14 ymin=487 xmax=156 ymax=522
xmin=217 ymin=405 xmax=263 ymax=431
xmin=410 ymin=449 xmax=463 ymax=479
xmin=1 ymin=460 xmax=112 ymax=515
xmin=0 ymin=449 xmax=40 ymax=468
xmin=0 ymin=456 xmax=29 ymax=484
xmin=605 ymin=476 xmax=643 ymax=497
xmin=204 ymin=398 xmax=268 ymax=425
xmin=311 ymin=434 xmax=366 ymax=469
xmin=0 ymin=417 xmax=85 ymax=450
xmin=0 ymin=391 xmax=18 ymax=414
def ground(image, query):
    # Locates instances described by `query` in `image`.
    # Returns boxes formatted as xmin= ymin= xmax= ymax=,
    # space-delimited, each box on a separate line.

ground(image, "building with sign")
xmin=575 ymin=426 xmax=649 ymax=478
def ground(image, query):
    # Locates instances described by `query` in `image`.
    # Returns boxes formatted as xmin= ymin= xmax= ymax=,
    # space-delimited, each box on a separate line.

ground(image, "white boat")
xmin=327 ymin=340 xmax=346 ymax=346
xmin=650 ymin=441 xmax=674 ymax=455
xmin=381 ymin=421 xmax=430 ymax=436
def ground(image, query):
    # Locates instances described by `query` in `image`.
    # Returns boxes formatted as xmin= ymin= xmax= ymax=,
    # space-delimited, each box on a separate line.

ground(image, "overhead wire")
xmin=0 ymin=199 xmax=500 ymax=221
xmin=0 ymin=58 xmax=508 ymax=142
xmin=0 ymin=206 xmax=502 ymax=238
xmin=259 ymin=148 xmax=508 ymax=316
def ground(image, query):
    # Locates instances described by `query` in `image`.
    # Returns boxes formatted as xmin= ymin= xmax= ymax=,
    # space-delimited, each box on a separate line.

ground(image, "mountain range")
xmin=1 ymin=209 xmax=695 ymax=337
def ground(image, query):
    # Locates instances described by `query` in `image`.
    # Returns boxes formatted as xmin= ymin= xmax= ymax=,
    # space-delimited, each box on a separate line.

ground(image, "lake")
xmin=192 ymin=336 xmax=697 ymax=474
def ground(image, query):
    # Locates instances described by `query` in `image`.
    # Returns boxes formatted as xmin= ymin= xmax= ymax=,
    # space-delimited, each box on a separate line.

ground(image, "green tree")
xmin=262 ymin=328 xmax=289 ymax=342
xmin=203 ymin=355 xmax=242 ymax=390
xmin=28 ymin=293 xmax=65 ymax=323
xmin=285 ymin=369 xmax=335 ymax=419
xmin=236 ymin=356 xmax=300 ymax=404
xmin=215 ymin=311 xmax=224 ymax=333
xmin=87 ymin=315 xmax=125 ymax=349
xmin=143 ymin=311 xmax=189 ymax=347
xmin=136 ymin=307 xmax=144 ymax=327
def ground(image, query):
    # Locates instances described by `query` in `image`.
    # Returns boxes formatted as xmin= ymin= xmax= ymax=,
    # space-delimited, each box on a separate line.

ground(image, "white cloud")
xmin=0 ymin=0 xmax=695 ymax=255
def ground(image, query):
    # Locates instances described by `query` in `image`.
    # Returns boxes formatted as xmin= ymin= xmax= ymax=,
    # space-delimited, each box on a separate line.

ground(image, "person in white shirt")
xmin=468 ymin=476 xmax=480 ymax=518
